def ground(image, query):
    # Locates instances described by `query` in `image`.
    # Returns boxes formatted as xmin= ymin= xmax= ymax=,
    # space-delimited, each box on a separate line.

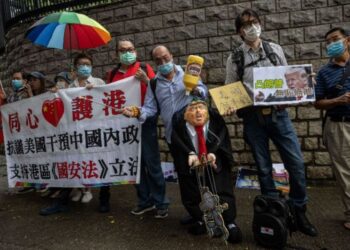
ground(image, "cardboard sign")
xmin=209 ymin=81 xmax=253 ymax=115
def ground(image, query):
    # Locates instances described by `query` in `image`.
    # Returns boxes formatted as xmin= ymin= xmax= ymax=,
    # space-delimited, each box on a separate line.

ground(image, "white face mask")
xmin=56 ymin=80 xmax=67 ymax=89
xmin=243 ymin=24 xmax=261 ymax=42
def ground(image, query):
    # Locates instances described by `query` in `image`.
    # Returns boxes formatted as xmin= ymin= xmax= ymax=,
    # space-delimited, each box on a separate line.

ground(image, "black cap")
xmin=29 ymin=71 xmax=45 ymax=79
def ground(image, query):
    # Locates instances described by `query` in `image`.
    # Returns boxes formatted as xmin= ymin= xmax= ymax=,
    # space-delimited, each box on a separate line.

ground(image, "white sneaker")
xmin=81 ymin=191 xmax=93 ymax=203
xmin=71 ymin=189 xmax=82 ymax=202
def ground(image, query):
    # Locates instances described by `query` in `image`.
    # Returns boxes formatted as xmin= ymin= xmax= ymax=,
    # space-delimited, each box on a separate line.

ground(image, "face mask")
xmin=326 ymin=39 xmax=346 ymax=58
xmin=158 ymin=61 xmax=174 ymax=76
xmin=56 ymin=80 xmax=67 ymax=89
xmin=243 ymin=24 xmax=261 ymax=42
xmin=12 ymin=79 xmax=24 ymax=91
xmin=77 ymin=65 xmax=92 ymax=78
xmin=120 ymin=52 xmax=137 ymax=65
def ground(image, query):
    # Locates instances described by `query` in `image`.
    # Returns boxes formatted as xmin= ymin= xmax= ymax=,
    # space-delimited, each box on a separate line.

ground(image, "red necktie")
xmin=195 ymin=125 xmax=207 ymax=161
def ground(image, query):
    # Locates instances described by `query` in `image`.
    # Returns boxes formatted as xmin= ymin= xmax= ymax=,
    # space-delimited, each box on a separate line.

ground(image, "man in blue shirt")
xmin=124 ymin=45 xmax=233 ymax=236
xmin=315 ymin=27 xmax=350 ymax=231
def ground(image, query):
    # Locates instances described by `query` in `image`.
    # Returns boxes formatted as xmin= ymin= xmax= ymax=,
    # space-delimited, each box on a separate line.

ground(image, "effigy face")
xmin=184 ymin=101 xmax=209 ymax=127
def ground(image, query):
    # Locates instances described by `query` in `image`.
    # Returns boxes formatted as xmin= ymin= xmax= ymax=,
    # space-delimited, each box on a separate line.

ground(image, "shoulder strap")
xmin=108 ymin=63 xmax=121 ymax=83
xmin=231 ymin=47 xmax=245 ymax=81
xmin=149 ymin=78 xmax=160 ymax=114
xmin=262 ymin=40 xmax=279 ymax=66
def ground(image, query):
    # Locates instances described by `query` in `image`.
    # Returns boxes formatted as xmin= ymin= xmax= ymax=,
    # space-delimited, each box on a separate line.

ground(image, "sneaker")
xmin=81 ymin=191 xmax=93 ymax=203
xmin=188 ymin=221 xmax=206 ymax=235
xmin=131 ymin=205 xmax=155 ymax=215
xmin=37 ymin=187 xmax=49 ymax=193
xmin=17 ymin=187 xmax=35 ymax=194
xmin=70 ymin=189 xmax=82 ymax=202
xmin=227 ymin=224 xmax=242 ymax=244
xmin=154 ymin=208 xmax=168 ymax=219
xmin=50 ymin=189 xmax=62 ymax=199
xmin=99 ymin=202 xmax=110 ymax=213
xmin=40 ymin=188 xmax=52 ymax=198
xmin=39 ymin=202 xmax=69 ymax=216
xmin=180 ymin=214 xmax=196 ymax=225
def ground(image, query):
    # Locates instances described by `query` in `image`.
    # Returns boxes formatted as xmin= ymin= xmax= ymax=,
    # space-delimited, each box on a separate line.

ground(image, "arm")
xmin=193 ymin=79 xmax=208 ymax=98
xmin=138 ymin=82 xmax=158 ymax=123
xmin=313 ymin=70 xmax=350 ymax=109
xmin=225 ymin=54 xmax=239 ymax=84
xmin=274 ymin=44 xmax=288 ymax=66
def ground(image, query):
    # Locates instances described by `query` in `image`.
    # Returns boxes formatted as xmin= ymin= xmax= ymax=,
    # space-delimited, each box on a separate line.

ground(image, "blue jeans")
xmin=243 ymin=109 xmax=307 ymax=207
xmin=136 ymin=116 xmax=169 ymax=209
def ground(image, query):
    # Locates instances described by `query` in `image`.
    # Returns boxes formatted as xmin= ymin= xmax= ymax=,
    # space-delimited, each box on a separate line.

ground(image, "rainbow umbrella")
xmin=25 ymin=11 xmax=111 ymax=49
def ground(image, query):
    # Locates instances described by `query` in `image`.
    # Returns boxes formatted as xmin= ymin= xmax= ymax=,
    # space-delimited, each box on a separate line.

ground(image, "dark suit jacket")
xmin=171 ymin=108 xmax=234 ymax=175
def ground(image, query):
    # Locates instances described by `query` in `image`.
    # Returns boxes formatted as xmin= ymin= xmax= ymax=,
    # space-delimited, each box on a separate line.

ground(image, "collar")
xmin=186 ymin=122 xmax=209 ymax=137
xmin=156 ymin=64 xmax=182 ymax=81
xmin=241 ymin=40 xmax=263 ymax=54
xmin=73 ymin=75 xmax=94 ymax=87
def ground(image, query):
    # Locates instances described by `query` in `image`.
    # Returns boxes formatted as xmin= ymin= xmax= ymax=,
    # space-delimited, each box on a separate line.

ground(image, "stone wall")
xmin=1 ymin=0 xmax=349 ymax=180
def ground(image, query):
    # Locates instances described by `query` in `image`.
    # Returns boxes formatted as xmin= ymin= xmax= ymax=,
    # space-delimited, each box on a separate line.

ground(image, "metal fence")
xmin=0 ymin=0 xmax=121 ymax=52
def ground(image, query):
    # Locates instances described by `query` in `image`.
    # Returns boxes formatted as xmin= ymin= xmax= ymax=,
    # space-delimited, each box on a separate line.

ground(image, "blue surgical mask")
xmin=158 ymin=61 xmax=174 ymax=76
xmin=326 ymin=39 xmax=346 ymax=58
xmin=77 ymin=65 xmax=92 ymax=78
xmin=12 ymin=79 xmax=24 ymax=91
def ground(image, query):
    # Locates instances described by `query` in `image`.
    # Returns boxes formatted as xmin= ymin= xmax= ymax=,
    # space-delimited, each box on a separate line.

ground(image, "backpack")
xmin=252 ymin=195 xmax=297 ymax=249
xmin=231 ymin=40 xmax=280 ymax=81
xmin=108 ymin=62 xmax=148 ymax=84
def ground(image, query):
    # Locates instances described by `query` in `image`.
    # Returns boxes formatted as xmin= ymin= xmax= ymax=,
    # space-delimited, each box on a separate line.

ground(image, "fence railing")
xmin=0 ymin=0 xmax=121 ymax=52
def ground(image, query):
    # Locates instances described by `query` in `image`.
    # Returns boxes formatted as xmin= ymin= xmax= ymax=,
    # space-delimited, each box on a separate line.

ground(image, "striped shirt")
xmin=140 ymin=65 xmax=208 ymax=143
xmin=315 ymin=61 xmax=350 ymax=116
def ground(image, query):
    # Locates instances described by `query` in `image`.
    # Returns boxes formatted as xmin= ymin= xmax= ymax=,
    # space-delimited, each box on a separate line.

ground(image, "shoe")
xmin=50 ymin=190 xmax=62 ymax=199
xmin=40 ymin=188 xmax=52 ymax=198
xmin=70 ymin=189 xmax=82 ymax=202
xmin=17 ymin=187 xmax=35 ymax=194
xmin=188 ymin=221 xmax=207 ymax=235
xmin=180 ymin=215 xmax=196 ymax=225
xmin=39 ymin=202 xmax=69 ymax=216
xmin=154 ymin=208 xmax=168 ymax=219
xmin=226 ymin=224 xmax=242 ymax=244
xmin=37 ymin=187 xmax=49 ymax=193
xmin=131 ymin=205 xmax=155 ymax=215
xmin=295 ymin=205 xmax=318 ymax=237
xmin=344 ymin=221 xmax=350 ymax=230
xmin=99 ymin=202 xmax=110 ymax=213
xmin=81 ymin=191 xmax=93 ymax=203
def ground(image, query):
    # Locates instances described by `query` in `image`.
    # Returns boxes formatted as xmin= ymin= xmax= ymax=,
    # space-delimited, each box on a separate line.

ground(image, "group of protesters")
xmin=3 ymin=8 xmax=350 ymax=246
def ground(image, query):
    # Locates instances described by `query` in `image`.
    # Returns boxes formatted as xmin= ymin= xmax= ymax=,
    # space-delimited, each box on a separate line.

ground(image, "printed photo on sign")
xmin=253 ymin=64 xmax=315 ymax=106
xmin=1 ymin=76 xmax=141 ymax=188
xmin=236 ymin=164 xmax=290 ymax=194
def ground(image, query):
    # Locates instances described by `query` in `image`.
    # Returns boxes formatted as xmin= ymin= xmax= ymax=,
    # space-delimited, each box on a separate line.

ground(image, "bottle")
xmin=183 ymin=55 xmax=204 ymax=95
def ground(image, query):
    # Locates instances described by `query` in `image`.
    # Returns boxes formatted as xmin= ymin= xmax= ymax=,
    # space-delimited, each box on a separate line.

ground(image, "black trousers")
xmin=168 ymin=143 xmax=237 ymax=225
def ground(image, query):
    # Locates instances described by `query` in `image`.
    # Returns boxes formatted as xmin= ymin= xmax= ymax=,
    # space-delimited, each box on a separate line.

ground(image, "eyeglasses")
xmin=326 ymin=36 xmax=345 ymax=45
xmin=118 ymin=47 xmax=135 ymax=53
xmin=241 ymin=19 xmax=260 ymax=29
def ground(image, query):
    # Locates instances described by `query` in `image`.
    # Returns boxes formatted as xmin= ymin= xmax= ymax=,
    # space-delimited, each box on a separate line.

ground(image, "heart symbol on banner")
xmin=42 ymin=98 xmax=64 ymax=127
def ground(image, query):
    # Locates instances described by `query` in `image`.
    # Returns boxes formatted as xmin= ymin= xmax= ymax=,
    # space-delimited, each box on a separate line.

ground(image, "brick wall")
xmin=1 ymin=0 xmax=349 ymax=180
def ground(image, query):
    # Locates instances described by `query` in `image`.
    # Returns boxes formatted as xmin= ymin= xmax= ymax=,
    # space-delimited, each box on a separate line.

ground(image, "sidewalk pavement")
xmin=0 ymin=168 xmax=348 ymax=250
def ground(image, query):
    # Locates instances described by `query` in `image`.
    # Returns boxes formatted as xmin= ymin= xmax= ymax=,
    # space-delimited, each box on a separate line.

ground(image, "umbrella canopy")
xmin=25 ymin=11 xmax=111 ymax=49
